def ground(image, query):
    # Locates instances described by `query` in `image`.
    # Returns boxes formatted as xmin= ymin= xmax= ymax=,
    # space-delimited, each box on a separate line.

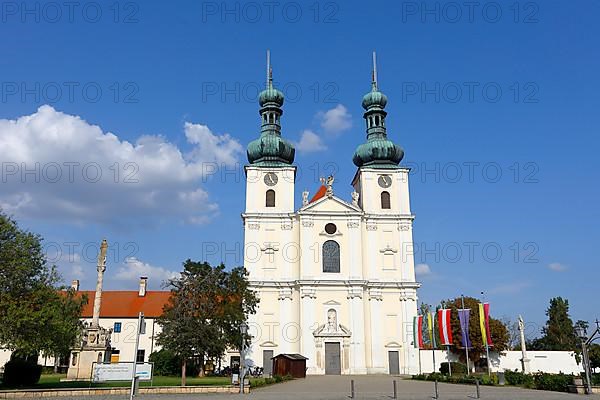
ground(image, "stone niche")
xmin=66 ymin=324 xmax=112 ymax=381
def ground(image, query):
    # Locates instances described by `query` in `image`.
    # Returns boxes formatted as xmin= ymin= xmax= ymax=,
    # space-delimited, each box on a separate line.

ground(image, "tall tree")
xmin=0 ymin=211 xmax=86 ymax=360
xmin=539 ymin=297 xmax=577 ymax=351
xmin=441 ymin=296 xmax=509 ymax=363
xmin=156 ymin=260 xmax=258 ymax=386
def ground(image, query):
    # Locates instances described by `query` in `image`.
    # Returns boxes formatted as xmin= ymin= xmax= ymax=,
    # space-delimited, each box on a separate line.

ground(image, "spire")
xmin=353 ymin=53 xmax=404 ymax=169
xmin=247 ymin=51 xmax=295 ymax=167
xmin=372 ymin=51 xmax=378 ymax=90
xmin=266 ymin=49 xmax=273 ymax=89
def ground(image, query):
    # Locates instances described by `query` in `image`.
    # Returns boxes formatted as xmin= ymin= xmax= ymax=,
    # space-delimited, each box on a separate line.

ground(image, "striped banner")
xmin=438 ymin=309 xmax=453 ymax=346
xmin=458 ymin=309 xmax=472 ymax=349
xmin=427 ymin=312 xmax=435 ymax=347
xmin=413 ymin=315 xmax=424 ymax=349
xmin=479 ymin=303 xmax=493 ymax=346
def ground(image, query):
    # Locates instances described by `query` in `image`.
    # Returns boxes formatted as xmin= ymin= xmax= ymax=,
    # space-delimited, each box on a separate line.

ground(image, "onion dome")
xmin=353 ymin=52 xmax=403 ymax=169
xmin=247 ymin=51 xmax=295 ymax=167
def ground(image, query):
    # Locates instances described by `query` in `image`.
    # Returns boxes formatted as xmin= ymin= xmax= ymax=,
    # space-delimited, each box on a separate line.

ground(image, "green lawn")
xmin=1 ymin=374 xmax=233 ymax=390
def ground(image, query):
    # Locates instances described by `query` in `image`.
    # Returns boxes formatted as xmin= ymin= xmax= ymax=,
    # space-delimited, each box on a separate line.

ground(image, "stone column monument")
xmin=66 ymin=239 xmax=113 ymax=381
xmin=518 ymin=315 xmax=531 ymax=374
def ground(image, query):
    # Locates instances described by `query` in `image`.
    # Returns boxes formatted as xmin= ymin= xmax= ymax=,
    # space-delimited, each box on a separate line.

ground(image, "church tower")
xmin=245 ymin=51 xmax=296 ymax=215
xmin=351 ymin=52 xmax=410 ymax=216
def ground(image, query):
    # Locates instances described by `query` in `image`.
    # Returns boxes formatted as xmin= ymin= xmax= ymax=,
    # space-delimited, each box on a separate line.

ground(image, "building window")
xmin=322 ymin=240 xmax=340 ymax=273
xmin=325 ymin=223 xmax=337 ymax=234
xmin=113 ymin=322 xmax=122 ymax=333
xmin=381 ymin=191 xmax=391 ymax=209
xmin=266 ymin=189 xmax=275 ymax=207
xmin=136 ymin=349 xmax=145 ymax=363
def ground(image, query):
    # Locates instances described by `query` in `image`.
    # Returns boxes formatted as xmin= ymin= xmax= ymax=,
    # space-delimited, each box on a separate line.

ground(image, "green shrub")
xmin=273 ymin=374 xmax=283 ymax=382
xmin=2 ymin=359 xmax=42 ymax=386
xmin=504 ymin=369 xmax=534 ymax=387
xmin=439 ymin=362 xmax=467 ymax=375
xmin=592 ymin=374 xmax=600 ymax=386
xmin=265 ymin=377 xmax=275 ymax=384
xmin=479 ymin=374 xmax=499 ymax=386
xmin=149 ymin=349 xmax=181 ymax=376
xmin=532 ymin=373 xmax=573 ymax=392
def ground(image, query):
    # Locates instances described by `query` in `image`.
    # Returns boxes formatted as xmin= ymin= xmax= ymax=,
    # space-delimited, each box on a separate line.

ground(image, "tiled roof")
xmin=309 ymin=185 xmax=327 ymax=203
xmin=78 ymin=291 xmax=171 ymax=318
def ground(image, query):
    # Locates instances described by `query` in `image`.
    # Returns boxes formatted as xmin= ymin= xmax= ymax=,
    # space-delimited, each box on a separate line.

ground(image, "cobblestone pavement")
xmin=18 ymin=376 xmax=599 ymax=399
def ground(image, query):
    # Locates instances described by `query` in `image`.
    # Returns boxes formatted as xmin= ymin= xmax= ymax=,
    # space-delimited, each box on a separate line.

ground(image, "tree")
xmin=156 ymin=260 xmax=258 ymax=386
xmin=537 ymin=297 xmax=578 ymax=351
xmin=500 ymin=316 xmax=520 ymax=350
xmin=0 ymin=211 xmax=86 ymax=362
xmin=440 ymin=296 xmax=509 ymax=363
xmin=588 ymin=344 xmax=600 ymax=370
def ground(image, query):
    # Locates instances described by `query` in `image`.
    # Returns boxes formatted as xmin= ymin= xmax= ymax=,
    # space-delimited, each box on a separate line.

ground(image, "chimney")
xmin=71 ymin=279 xmax=80 ymax=291
xmin=139 ymin=276 xmax=148 ymax=297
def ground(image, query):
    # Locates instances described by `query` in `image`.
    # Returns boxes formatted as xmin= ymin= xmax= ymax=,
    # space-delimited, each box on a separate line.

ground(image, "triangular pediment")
xmin=299 ymin=195 xmax=362 ymax=215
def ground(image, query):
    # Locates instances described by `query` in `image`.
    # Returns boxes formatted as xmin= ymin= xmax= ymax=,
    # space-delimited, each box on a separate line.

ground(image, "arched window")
xmin=266 ymin=190 xmax=275 ymax=207
xmin=381 ymin=191 xmax=391 ymax=209
xmin=322 ymin=240 xmax=340 ymax=273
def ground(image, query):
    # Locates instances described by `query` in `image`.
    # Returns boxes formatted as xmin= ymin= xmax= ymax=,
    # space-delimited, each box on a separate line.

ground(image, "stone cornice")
xmin=249 ymin=280 xmax=421 ymax=290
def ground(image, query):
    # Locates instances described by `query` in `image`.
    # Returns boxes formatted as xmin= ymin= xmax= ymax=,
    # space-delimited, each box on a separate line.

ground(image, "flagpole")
xmin=431 ymin=312 xmax=437 ymax=374
xmin=461 ymin=295 xmax=470 ymax=375
xmin=481 ymin=292 xmax=491 ymax=376
xmin=447 ymin=345 xmax=452 ymax=376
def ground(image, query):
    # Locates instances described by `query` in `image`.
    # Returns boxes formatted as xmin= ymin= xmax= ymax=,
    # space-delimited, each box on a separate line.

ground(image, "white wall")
xmin=416 ymin=350 xmax=583 ymax=375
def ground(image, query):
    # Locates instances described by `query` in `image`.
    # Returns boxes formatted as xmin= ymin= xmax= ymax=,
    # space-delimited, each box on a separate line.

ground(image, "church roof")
xmin=309 ymin=185 xmax=327 ymax=203
xmin=78 ymin=290 xmax=170 ymax=318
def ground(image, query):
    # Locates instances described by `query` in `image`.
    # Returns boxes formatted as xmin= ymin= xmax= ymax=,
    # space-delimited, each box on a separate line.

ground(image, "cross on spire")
xmin=372 ymin=51 xmax=378 ymax=90
xmin=266 ymin=49 xmax=273 ymax=88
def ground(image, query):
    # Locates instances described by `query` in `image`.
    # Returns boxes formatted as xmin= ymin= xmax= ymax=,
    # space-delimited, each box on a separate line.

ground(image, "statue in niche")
xmin=327 ymin=309 xmax=337 ymax=333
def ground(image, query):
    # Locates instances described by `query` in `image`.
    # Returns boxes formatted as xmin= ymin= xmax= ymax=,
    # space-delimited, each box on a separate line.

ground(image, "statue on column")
xmin=518 ymin=315 xmax=530 ymax=374
xmin=66 ymin=239 xmax=113 ymax=381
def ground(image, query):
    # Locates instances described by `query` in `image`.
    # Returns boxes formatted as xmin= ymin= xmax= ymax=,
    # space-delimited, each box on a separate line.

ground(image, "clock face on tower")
xmin=378 ymin=174 xmax=392 ymax=188
xmin=264 ymin=172 xmax=278 ymax=186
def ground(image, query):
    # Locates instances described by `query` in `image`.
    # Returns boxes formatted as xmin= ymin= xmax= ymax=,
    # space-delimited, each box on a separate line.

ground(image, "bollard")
xmin=350 ymin=379 xmax=355 ymax=399
xmin=475 ymin=378 xmax=480 ymax=399
xmin=433 ymin=380 xmax=439 ymax=399
xmin=393 ymin=380 xmax=397 ymax=399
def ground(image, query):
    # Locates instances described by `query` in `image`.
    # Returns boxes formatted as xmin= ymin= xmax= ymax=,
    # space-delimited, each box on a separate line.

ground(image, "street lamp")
xmin=239 ymin=322 xmax=248 ymax=395
xmin=575 ymin=325 xmax=593 ymax=395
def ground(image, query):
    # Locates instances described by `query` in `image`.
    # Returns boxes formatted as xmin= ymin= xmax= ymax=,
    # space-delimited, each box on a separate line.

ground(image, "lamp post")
xmin=239 ymin=322 xmax=248 ymax=395
xmin=575 ymin=323 xmax=597 ymax=395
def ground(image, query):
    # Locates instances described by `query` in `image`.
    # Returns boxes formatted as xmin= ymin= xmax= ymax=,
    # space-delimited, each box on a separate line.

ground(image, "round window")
xmin=325 ymin=223 xmax=337 ymax=234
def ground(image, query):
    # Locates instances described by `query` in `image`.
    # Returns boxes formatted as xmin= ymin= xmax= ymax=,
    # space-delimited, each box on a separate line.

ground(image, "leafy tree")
xmin=440 ymin=296 xmax=509 ymax=363
xmin=0 ymin=211 xmax=86 ymax=362
xmin=588 ymin=344 xmax=600 ymax=370
xmin=537 ymin=297 xmax=578 ymax=351
xmin=156 ymin=260 xmax=258 ymax=386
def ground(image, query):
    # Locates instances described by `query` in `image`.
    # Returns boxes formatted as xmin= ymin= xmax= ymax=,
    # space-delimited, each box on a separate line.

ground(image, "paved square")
xmin=18 ymin=376 xmax=598 ymax=399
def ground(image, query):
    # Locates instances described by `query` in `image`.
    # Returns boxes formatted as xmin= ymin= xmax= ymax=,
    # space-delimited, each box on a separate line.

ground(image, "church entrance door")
xmin=325 ymin=342 xmax=341 ymax=375
xmin=388 ymin=351 xmax=400 ymax=375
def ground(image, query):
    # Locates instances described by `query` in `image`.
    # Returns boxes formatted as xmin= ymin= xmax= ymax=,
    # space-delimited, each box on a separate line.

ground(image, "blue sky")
xmin=1 ymin=0 xmax=598 ymax=334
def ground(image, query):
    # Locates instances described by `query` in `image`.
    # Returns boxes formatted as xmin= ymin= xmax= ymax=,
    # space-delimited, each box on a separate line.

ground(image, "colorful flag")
xmin=438 ymin=309 xmax=453 ymax=346
xmin=479 ymin=303 xmax=493 ymax=347
xmin=427 ymin=312 xmax=435 ymax=347
xmin=413 ymin=315 xmax=424 ymax=349
xmin=458 ymin=309 xmax=472 ymax=349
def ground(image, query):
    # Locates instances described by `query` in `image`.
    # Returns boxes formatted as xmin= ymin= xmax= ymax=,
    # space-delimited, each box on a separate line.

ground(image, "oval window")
xmin=325 ymin=223 xmax=337 ymax=234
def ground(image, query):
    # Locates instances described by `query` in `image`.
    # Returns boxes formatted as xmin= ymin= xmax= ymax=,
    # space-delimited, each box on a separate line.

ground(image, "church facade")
xmin=243 ymin=55 xmax=420 ymax=375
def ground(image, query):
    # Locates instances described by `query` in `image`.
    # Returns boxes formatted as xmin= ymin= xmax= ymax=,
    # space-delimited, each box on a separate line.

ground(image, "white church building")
xmin=243 ymin=54 xmax=420 ymax=375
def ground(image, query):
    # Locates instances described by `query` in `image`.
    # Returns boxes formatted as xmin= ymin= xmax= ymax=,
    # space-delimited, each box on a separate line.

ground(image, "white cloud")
xmin=548 ymin=262 xmax=567 ymax=272
xmin=114 ymin=257 xmax=178 ymax=289
xmin=294 ymin=130 xmax=327 ymax=153
xmin=0 ymin=105 xmax=243 ymax=226
xmin=317 ymin=104 xmax=352 ymax=135
xmin=415 ymin=263 xmax=432 ymax=276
